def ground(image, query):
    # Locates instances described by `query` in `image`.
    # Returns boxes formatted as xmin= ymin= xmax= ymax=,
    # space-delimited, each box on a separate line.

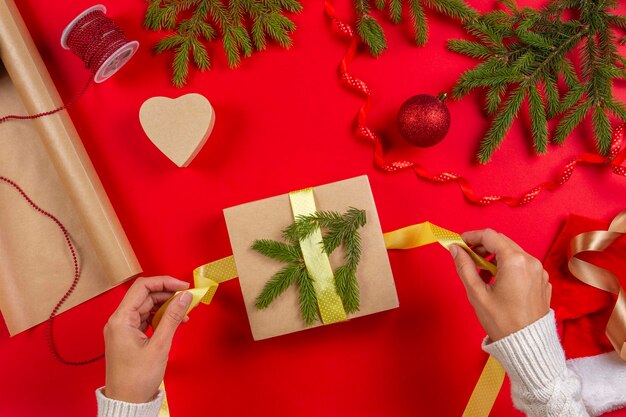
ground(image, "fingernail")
xmin=178 ymin=291 xmax=192 ymax=306
xmin=449 ymin=245 xmax=458 ymax=258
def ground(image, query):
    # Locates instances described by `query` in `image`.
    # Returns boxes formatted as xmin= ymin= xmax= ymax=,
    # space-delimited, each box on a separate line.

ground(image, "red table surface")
xmin=2 ymin=0 xmax=626 ymax=416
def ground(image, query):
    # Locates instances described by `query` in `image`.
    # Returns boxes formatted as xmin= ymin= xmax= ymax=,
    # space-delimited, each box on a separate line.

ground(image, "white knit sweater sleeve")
xmin=483 ymin=310 xmax=589 ymax=417
xmin=96 ymin=388 xmax=163 ymax=417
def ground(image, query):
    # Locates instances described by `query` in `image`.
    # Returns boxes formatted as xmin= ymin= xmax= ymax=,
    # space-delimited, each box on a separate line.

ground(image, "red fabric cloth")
xmin=1 ymin=1 xmax=626 ymax=417
xmin=545 ymin=214 xmax=626 ymax=359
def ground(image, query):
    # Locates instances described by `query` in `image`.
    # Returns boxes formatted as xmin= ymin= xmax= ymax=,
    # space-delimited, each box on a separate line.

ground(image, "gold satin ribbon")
xmin=568 ymin=210 xmax=626 ymax=361
xmin=383 ymin=222 xmax=504 ymax=417
xmin=153 ymin=255 xmax=238 ymax=329
xmin=156 ymin=221 xmax=503 ymax=417
xmin=384 ymin=222 xmax=497 ymax=275
xmin=289 ymin=188 xmax=347 ymax=324
xmin=158 ymin=382 xmax=170 ymax=417
xmin=154 ymin=255 xmax=238 ymax=417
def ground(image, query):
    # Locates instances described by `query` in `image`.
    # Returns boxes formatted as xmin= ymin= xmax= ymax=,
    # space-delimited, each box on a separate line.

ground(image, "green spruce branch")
xmin=253 ymin=208 xmax=366 ymax=325
xmin=448 ymin=0 xmax=626 ymax=163
xmin=354 ymin=0 xmax=478 ymax=56
xmin=144 ymin=0 xmax=302 ymax=86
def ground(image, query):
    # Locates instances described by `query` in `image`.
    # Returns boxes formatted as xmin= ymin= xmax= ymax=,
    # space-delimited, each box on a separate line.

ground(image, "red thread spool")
xmin=61 ymin=5 xmax=139 ymax=83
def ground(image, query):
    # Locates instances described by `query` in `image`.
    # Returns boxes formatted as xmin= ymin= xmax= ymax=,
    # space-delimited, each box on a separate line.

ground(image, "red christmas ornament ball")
xmin=397 ymin=93 xmax=450 ymax=147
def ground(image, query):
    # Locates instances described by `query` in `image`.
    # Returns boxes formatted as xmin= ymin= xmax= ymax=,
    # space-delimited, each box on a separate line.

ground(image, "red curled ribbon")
xmin=323 ymin=0 xmax=626 ymax=206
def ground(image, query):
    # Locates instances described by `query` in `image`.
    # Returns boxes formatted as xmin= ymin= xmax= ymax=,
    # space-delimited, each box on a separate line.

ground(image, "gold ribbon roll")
xmin=289 ymin=188 xmax=347 ymax=324
xmin=568 ymin=210 xmax=626 ymax=361
xmin=383 ymin=221 xmax=504 ymax=417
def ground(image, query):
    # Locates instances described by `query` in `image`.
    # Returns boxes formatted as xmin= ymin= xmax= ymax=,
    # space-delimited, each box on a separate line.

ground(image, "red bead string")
xmin=323 ymin=0 xmax=626 ymax=207
xmin=0 ymin=77 xmax=91 ymax=125
xmin=0 ymin=177 xmax=103 ymax=365
xmin=0 ymin=9 xmax=130 ymax=125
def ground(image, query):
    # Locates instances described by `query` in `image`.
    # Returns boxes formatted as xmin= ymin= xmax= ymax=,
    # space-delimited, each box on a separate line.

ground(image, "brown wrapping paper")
xmin=224 ymin=176 xmax=399 ymax=340
xmin=0 ymin=0 xmax=141 ymax=336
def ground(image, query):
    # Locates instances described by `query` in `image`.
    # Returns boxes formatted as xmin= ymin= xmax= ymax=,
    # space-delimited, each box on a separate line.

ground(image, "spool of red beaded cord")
xmin=0 ymin=4 xmax=138 ymax=124
xmin=61 ymin=4 xmax=139 ymax=83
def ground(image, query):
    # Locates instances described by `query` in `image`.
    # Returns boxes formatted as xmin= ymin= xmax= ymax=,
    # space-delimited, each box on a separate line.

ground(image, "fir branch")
xmin=425 ymin=0 xmax=478 ymax=21
xmin=528 ymin=83 xmax=548 ymax=153
xmin=296 ymin=268 xmax=318 ymax=325
xmin=553 ymin=98 xmax=592 ymax=144
xmin=172 ymin=42 xmax=191 ymax=87
xmin=409 ymin=0 xmax=428 ymax=46
xmin=255 ymin=263 xmax=303 ymax=309
xmin=478 ymin=85 xmax=525 ymax=163
xmin=606 ymin=99 xmax=626 ymax=122
xmin=356 ymin=14 xmax=387 ymax=57
xmin=485 ymin=83 xmax=506 ymax=116
xmin=252 ymin=239 xmax=302 ymax=262
xmin=334 ymin=264 xmax=360 ymax=313
xmin=389 ymin=0 xmax=402 ymax=23
xmin=144 ymin=0 xmax=301 ymax=86
xmin=543 ymin=74 xmax=560 ymax=119
xmin=449 ymin=0 xmax=626 ymax=161
xmin=593 ymin=103 xmax=612 ymax=154
xmin=448 ymin=39 xmax=493 ymax=59
xmin=253 ymin=207 xmax=367 ymax=325
xmin=282 ymin=210 xmax=343 ymax=243
xmin=353 ymin=0 xmax=478 ymax=54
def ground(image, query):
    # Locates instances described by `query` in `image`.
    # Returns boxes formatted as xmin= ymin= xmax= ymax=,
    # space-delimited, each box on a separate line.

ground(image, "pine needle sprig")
xmin=449 ymin=0 xmax=626 ymax=162
xmin=255 ymin=262 xmax=304 ymax=309
xmin=253 ymin=208 xmax=367 ymax=325
xmin=296 ymin=267 xmax=318 ymax=325
xmin=145 ymin=0 xmax=302 ymax=86
xmin=354 ymin=0 xmax=478 ymax=56
xmin=252 ymin=239 xmax=302 ymax=263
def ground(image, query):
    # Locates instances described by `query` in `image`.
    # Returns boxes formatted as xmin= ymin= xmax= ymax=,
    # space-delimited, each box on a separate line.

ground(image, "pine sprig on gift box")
xmin=253 ymin=208 xmax=366 ymax=325
xmin=449 ymin=0 xmax=626 ymax=163
xmin=144 ymin=0 xmax=302 ymax=86
xmin=354 ymin=0 xmax=478 ymax=56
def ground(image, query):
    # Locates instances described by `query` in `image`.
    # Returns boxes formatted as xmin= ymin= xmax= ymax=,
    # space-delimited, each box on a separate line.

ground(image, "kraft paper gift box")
xmin=224 ymin=175 xmax=399 ymax=340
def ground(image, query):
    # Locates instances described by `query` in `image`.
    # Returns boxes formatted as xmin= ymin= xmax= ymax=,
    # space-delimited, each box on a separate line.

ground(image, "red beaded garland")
xmin=0 ymin=176 xmax=103 ymax=365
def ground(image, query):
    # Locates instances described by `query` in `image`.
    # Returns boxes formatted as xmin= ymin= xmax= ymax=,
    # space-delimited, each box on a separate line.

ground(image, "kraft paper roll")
xmin=0 ymin=0 xmax=141 ymax=335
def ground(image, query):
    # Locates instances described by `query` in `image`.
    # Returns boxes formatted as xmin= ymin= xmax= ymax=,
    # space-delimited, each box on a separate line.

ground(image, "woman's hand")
xmin=450 ymin=229 xmax=551 ymax=341
xmin=103 ymin=276 xmax=192 ymax=403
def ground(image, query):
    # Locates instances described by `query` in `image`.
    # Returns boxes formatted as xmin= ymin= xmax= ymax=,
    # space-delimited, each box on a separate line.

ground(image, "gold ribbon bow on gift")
xmin=154 ymin=220 xmax=503 ymax=417
xmin=568 ymin=210 xmax=626 ymax=361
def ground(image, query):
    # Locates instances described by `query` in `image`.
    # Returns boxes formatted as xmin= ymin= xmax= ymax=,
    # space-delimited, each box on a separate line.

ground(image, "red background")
xmin=2 ymin=0 xmax=626 ymax=416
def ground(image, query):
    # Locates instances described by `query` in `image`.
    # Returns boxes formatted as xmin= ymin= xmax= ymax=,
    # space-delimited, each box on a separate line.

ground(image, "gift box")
xmin=0 ymin=0 xmax=141 ymax=335
xmin=224 ymin=175 xmax=399 ymax=340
